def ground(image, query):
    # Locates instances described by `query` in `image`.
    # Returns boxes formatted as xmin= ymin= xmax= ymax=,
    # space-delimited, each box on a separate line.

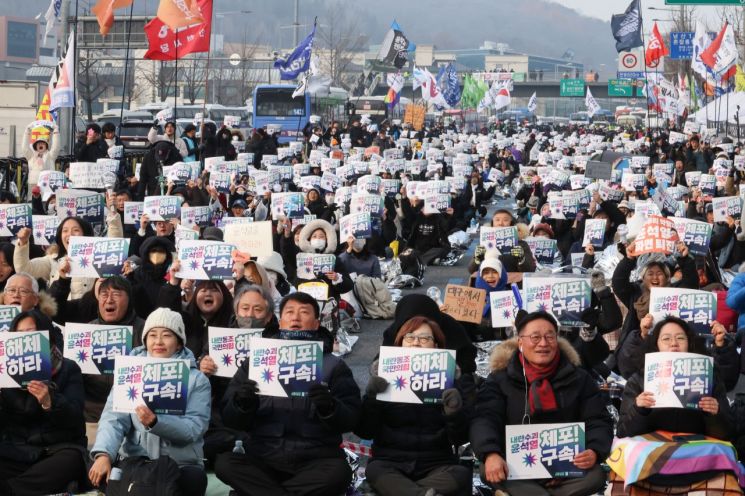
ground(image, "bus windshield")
xmin=255 ymin=88 xmax=305 ymax=117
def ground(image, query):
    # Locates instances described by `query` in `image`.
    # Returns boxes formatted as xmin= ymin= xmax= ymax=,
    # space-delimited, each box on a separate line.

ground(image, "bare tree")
xmin=139 ymin=61 xmax=178 ymax=103
xmin=181 ymin=57 xmax=208 ymax=104
xmin=235 ymin=34 xmax=261 ymax=106
xmin=77 ymin=49 xmax=107 ymax=121
xmin=315 ymin=5 xmax=367 ymax=90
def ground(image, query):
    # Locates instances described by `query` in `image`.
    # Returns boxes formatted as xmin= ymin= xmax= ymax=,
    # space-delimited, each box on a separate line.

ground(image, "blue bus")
xmin=252 ymin=84 xmax=348 ymax=143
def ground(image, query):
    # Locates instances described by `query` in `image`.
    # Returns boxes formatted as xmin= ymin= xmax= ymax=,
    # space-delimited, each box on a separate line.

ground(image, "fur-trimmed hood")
xmin=0 ymin=290 xmax=58 ymax=319
xmin=489 ymin=336 xmax=581 ymax=372
xmin=298 ymin=219 xmax=337 ymax=254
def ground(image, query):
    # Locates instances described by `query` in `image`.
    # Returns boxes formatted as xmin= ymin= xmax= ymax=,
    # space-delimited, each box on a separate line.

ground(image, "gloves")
xmin=441 ymin=388 xmax=463 ymax=416
xmin=581 ymin=307 xmax=600 ymax=330
xmin=474 ymin=245 xmax=486 ymax=264
xmin=588 ymin=269 xmax=607 ymax=293
xmin=365 ymin=376 xmax=389 ymax=398
xmin=308 ymin=383 xmax=335 ymax=416
xmin=234 ymin=379 xmax=259 ymax=413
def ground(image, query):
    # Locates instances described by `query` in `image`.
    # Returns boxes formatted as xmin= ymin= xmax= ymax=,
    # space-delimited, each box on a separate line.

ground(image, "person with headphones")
xmin=470 ymin=311 xmax=613 ymax=496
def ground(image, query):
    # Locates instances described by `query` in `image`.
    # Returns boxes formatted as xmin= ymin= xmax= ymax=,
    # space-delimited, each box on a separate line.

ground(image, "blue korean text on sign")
xmin=669 ymin=31 xmax=717 ymax=60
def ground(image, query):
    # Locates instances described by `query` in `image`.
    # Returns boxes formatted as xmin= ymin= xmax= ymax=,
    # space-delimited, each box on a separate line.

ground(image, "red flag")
xmin=645 ymin=22 xmax=669 ymax=66
xmin=144 ymin=0 xmax=212 ymax=60
xmin=157 ymin=0 xmax=204 ymax=30
xmin=701 ymin=22 xmax=738 ymax=82
xmin=92 ymin=0 xmax=133 ymax=36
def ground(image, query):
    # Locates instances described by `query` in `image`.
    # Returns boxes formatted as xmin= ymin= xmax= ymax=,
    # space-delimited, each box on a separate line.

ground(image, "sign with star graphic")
xmin=37 ymin=170 xmax=66 ymax=200
xmin=63 ymin=323 xmax=133 ymax=375
xmin=176 ymin=240 xmax=236 ymax=281
xmin=649 ymin=287 xmax=717 ymax=335
xmin=524 ymin=274 xmax=592 ymax=327
xmin=123 ymin=202 xmax=144 ymax=225
xmin=480 ymin=226 xmax=518 ymax=254
xmin=712 ymin=196 xmax=742 ymax=223
xmin=490 ymin=291 xmax=520 ymax=328
xmin=506 ymin=423 xmax=585 ymax=480
xmin=68 ymin=237 xmax=130 ymax=278
xmin=32 ymin=215 xmax=60 ymax=246
xmin=174 ymin=226 xmax=199 ymax=252
xmin=207 ymin=327 xmax=264 ymax=378
xmin=423 ymin=194 xmax=451 ymax=215
xmin=524 ymin=237 xmax=558 ymax=267
xmin=339 ymin=212 xmax=372 ymax=241
xmin=248 ymin=337 xmax=324 ymax=398
xmin=376 ymin=346 xmax=456 ymax=404
xmin=112 ymin=355 xmax=190 ymax=415
xmin=56 ymin=189 xmax=105 ymax=224
xmin=350 ymin=193 xmax=385 ymax=218
xmin=699 ymin=174 xmax=717 ymax=199
xmin=644 ymin=352 xmax=713 ymax=409
xmin=296 ymin=253 xmax=336 ymax=281
xmin=181 ymin=206 xmax=213 ymax=229
xmin=669 ymin=218 xmax=712 ymax=257
xmin=0 ymin=330 xmax=51 ymax=388
xmin=0 ymin=203 xmax=32 ymax=237
xmin=143 ymin=195 xmax=182 ymax=221
xmin=581 ymin=218 xmax=606 ymax=248
xmin=0 ymin=305 xmax=20 ymax=332
xmin=270 ymin=192 xmax=305 ymax=219
xmin=209 ymin=171 xmax=235 ymax=194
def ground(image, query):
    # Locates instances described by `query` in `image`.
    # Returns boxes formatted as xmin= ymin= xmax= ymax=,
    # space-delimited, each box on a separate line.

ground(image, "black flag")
xmin=376 ymin=28 xmax=409 ymax=69
xmin=611 ymin=0 xmax=643 ymax=53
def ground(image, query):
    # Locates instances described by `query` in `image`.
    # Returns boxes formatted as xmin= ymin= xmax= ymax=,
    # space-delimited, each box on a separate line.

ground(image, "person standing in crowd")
xmin=75 ymin=123 xmax=109 ymax=163
xmin=148 ymin=120 xmax=188 ymax=158
xmin=22 ymin=121 xmax=60 ymax=196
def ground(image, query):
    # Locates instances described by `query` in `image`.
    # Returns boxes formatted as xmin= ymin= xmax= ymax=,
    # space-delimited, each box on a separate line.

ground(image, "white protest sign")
xmin=223 ymin=221 xmax=273 ymax=258
xmin=376 ymin=346 xmax=457 ymax=404
xmin=207 ymin=327 xmax=264 ymax=378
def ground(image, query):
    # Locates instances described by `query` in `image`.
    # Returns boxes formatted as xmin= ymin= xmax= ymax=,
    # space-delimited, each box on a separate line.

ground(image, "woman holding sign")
xmin=471 ymin=311 xmax=613 ymax=496
xmin=357 ymin=316 xmax=472 ymax=496
xmin=90 ymin=308 xmax=211 ymax=496
xmin=0 ymin=310 xmax=88 ymax=495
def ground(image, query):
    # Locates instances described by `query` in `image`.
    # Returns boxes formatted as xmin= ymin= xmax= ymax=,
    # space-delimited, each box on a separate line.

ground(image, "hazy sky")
xmin=549 ymin=0 xmax=722 ymax=23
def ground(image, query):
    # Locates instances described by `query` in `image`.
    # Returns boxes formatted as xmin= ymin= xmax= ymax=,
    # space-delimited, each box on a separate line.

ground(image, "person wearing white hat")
xmin=89 ymin=308 xmax=211 ymax=496
xmin=256 ymin=251 xmax=295 ymax=297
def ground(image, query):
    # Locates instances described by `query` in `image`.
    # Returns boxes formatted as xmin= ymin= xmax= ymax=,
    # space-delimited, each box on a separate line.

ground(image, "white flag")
xmin=494 ymin=87 xmax=511 ymax=111
xmin=420 ymin=68 xmax=449 ymax=108
xmin=387 ymin=72 xmax=404 ymax=93
xmin=412 ymin=66 xmax=428 ymax=92
xmin=49 ymin=31 xmax=75 ymax=112
xmin=691 ymin=22 xmax=712 ymax=80
xmin=43 ymin=0 xmax=61 ymax=44
xmin=527 ymin=92 xmax=537 ymax=113
xmin=585 ymin=87 xmax=600 ymax=118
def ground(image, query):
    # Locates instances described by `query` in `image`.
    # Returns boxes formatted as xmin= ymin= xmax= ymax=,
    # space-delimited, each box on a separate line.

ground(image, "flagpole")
xmin=70 ymin=0 xmax=79 ymax=154
xmin=200 ymin=8 xmax=215 ymax=154
xmin=638 ymin=0 xmax=651 ymax=133
xmin=119 ymin=1 xmax=135 ymax=126
xmin=174 ymin=31 xmax=179 ymax=124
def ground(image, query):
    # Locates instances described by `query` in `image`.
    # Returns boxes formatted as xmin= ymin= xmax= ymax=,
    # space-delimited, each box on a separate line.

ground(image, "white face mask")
xmin=310 ymin=238 xmax=326 ymax=251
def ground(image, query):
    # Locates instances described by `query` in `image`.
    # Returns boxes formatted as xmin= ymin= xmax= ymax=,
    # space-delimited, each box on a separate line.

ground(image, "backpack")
xmin=106 ymin=456 xmax=181 ymax=496
xmin=352 ymin=275 xmax=396 ymax=319
xmin=399 ymin=248 xmax=425 ymax=280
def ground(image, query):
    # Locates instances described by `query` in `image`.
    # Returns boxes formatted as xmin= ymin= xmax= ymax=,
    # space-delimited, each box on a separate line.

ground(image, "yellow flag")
xmin=735 ymin=65 xmax=745 ymax=92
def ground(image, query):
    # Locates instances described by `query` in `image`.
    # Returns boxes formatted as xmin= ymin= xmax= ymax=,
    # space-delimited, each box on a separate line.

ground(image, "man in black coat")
xmin=136 ymin=140 xmax=181 ymax=199
xmin=214 ymin=292 xmax=361 ymax=496
xmin=74 ymin=123 xmax=109 ymax=163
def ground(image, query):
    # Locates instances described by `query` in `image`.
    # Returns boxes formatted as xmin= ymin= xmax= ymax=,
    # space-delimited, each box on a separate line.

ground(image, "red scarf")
xmin=521 ymin=351 xmax=560 ymax=414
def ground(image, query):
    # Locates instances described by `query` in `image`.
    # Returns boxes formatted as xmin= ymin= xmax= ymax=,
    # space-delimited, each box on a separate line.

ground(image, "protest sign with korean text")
xmin=649 ymin=287 xmax=717 ymax=335
xmin=644 ymin=352 xmax=713 ymax=409
xmin=506 ymin=423 xmax=586 ymax=480
xmin=32 ymin=215 xmax=60 ymax=246
xmin=633 ymin=215 xmax=680 ymax=255
xmin=123 ymin=202 xmax=144 ymax=225
xmin=582 ymin=219 xmax=606 ymax=247
xmin=350 ymin=194 xmax=384 ymax=217
xmin=0 ymin=204 xmax=32 ymax=237
xmin=670 ymin=217 xmax=712 ymax=256
xmin=38 ymin=170 xmax=65 ymax=199
xmin=480 ymin=226 xmax=518 ymax=253
xmin=339 ymin=212 xmax=372 ymax=240
xmin=63 ymin=323 xmax=133 ymax=375
xmin=112 ymin=355 xmax=190 ymax=415
xmin=524 ymin=274 xmax=591 ymax=327
xmin=699 ymin=174 xmax=716 ymax=198
xmin=376 ymin=346 xmax=456 ymax=404
xmin=442 ymin=284 xmax=487 ymax=324
xmin=712 ymin=196 xmax=742 ymax=222
xmin=0 ymin=331 xmax=51 ymax=388
xmin=296 ymin=253 xmax=336 ymax=280
xmin=207 ymin=327 xmax=264 ymax=378
xmin=270 ymin=192 xmax=305 ymax=219
xmin=176 ymin=240 xmax=236 ymax=280
xmin=144 ymin=195 xmax=182 ymax=221
xmin=423 ymin=194 xmax=451 ymax=214
xmin=224 ymin=221 xmax=273 ymax=258
xmin=525 ymin=237 xmax=558 ymax=266
xmin=181 ymin=206 xmax=212 ymax=229
xmin=248 ymin=337 xmax=323 ymax=398
xmin=490 ymin=291 xmax=520 ymax=328
xmin=0 ymin=305 xmax=19 ymax=332
xmin=68 ymin=237 xmax=130 ymax=278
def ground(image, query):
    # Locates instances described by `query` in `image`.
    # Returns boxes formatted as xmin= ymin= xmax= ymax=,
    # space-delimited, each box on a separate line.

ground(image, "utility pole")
xmin=60 ymin=0 xmax=72 ymax=154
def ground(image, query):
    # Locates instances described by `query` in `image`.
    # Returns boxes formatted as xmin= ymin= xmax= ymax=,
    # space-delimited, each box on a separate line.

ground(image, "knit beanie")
xmin=142 ymin=307 xmax=186 ymax=345
xmin=479 ymin=257 xmax=503 ymax=278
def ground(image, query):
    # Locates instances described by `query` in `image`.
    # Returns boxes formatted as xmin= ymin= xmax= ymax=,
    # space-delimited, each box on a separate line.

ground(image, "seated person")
xmin=215 ymin=292 xmax=361 ymax=496
xmin=470 ymin=311 xmax=613 ymax=496
xmin=88 ymin=308 xmax=211 ymax=496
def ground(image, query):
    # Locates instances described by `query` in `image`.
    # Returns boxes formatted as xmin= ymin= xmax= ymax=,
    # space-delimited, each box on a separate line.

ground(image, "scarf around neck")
xmin=521 ymin=351 xmax=561 ymax=415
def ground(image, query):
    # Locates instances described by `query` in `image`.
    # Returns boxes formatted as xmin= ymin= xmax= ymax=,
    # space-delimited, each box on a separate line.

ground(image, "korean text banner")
xmin=480 ymin=226 xmax=518 ymax=254
xmin=649 ymin=287 xmax=716 ymax=335
xmin=644 ymin=352 xmax=713 ymax=409
xmin=506 ymin=423 xmax=586 ymax=480
xmin=377 ymin=346 xmax=456 ymax=404
xmin=0 ymin=203 xmax=32 ymax=237
xmin=0 ymin=331 xmax=51 ymax=388
xmin=524 ymin=274 xmax=591 ymax=327
xmin=490 ymin=290 xmax=520 ymax=328
xmin=207 ymin=327 xmax=264 ymax=378
xmin=296 ymin=253 xmax=336 ymax=280
xmin=63 ymin=323 xmax=133 ymax=375
xmin=669 ymin=217 xmax=711 ymax=256
xmin=144 ymin=195 xmax=182 ymax=221
xmin=32 ymin=215 xmax=61 ymax=246
xmin=524 ymin=237 xmax=558 ymax=267
xmin=68 ymin=237 xmax=130 ymax=278
xmin=176 ymin=240 xmax=236 ymax=281
xmin=56 ymin=189 xmax=105 ymax=224
xmin=633 ymin=215 xmax=679 ymax=255
xmin=0 ymin=305 xmax=20 ymax=332
xmin=112 ymin=355 xmax=190 ymax=415
xmin=248 ymin=337 xmax=323 ymax=398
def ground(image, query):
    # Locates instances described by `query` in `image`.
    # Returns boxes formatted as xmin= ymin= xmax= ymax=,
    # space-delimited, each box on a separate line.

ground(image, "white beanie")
xmin=479 ymin=257 xmax=503 ymax=278
xmin=142 ymin=307 xmax=186 ymax=345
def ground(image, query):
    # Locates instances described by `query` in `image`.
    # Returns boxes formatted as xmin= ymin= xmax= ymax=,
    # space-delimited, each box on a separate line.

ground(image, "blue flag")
xmin=274 ymin=25 xmax=315 ymax=80
xmin=611 ymin=0 xmax=643 ymax=53
xmin=442 ymin=63 xmax=461 ymax=107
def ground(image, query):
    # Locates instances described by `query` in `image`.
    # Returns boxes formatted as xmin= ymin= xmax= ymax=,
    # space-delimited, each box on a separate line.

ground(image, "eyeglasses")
xmin=403 ymin=334 xmax=435 ymax=344
xmin=520 ymin=333 xmax=557 ymax=345
xmin=659 ymin=336 xmax=688 ymax=345
xmin=5 ymin=288 xmax=33 ymax=297
xmin=99 ymin=290 xmax=125 ymax=300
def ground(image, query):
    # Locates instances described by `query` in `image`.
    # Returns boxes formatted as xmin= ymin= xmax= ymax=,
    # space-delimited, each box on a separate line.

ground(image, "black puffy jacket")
xmin=470 ymin=338 xmax=613 ymax=462
xmin=221 ymin=326 xmax=361 ymax=461
xmin=129 ymin=236 xmax=174 ymax=319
